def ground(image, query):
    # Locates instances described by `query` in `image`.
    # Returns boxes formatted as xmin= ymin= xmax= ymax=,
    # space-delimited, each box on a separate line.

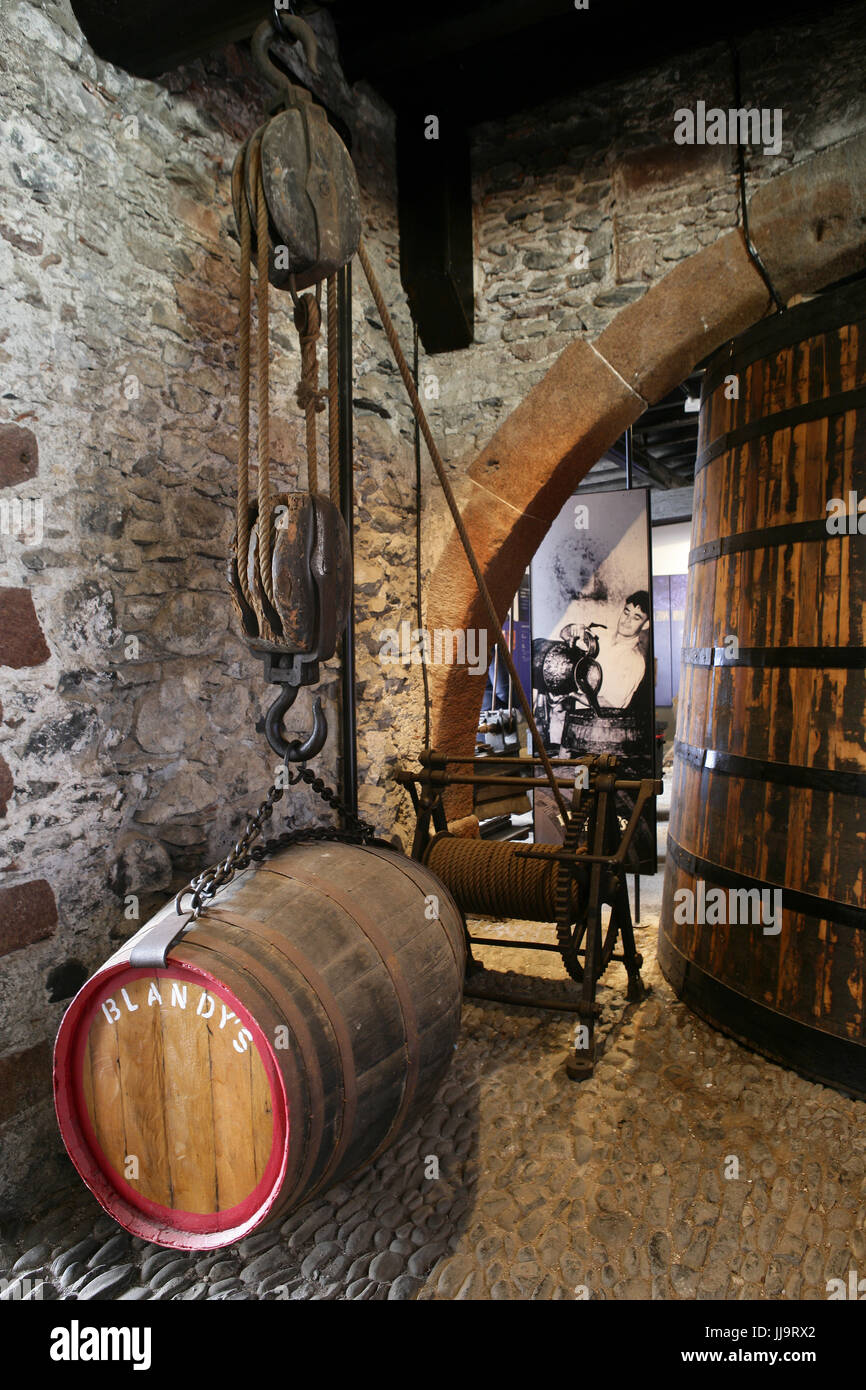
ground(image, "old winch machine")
xmin=399 ymin=752 xmax=660 ymax=1078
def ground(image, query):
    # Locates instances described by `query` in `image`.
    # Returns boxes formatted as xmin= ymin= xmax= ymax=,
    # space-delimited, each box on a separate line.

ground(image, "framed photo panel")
xmin=530 ymin=487 xmax=657 ymax=873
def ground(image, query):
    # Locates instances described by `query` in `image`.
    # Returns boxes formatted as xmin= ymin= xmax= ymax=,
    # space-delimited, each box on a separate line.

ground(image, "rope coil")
xmin=423 ymin=834 xmax=582 ymax=921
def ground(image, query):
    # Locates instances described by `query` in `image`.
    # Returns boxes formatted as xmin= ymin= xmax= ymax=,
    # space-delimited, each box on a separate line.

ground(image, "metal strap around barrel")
xmin=666 ymin=834 xmax=866 ymax=932
xmin=202 ymin=905 xmax=359 ymax=1206
xmin=674 ymin=739 xmax=866 ymax=798
xmin=129 ymin=911 xmax=196 ymax=970
xmin=682 ymin=645 xmax=866 ymax=669
xmin=688 ymin=518 xmax=854 ymax=566
xmin=359 ymin=844 xmax=466 ymax=976
xmin=700 ymin=280 xmax=866 ymax=399
xmin=658 ymin=930 xmax=866 ymax=1100
xmin=695 ymin=384 xmax=866 ymax=475
xmin=264 ymin=861 xmax=422 ymax=1166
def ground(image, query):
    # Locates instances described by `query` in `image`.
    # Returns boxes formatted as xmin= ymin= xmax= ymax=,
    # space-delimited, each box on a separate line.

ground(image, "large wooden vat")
xmin=659 ymin=278 xmax=866 ymax=1098
xmin=54 ymin=842 xmax=466 ymax=1249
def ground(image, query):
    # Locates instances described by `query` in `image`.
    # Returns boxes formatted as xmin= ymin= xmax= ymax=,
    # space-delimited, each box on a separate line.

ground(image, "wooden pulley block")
xmin=244 ymin=492 xmax=351 ymax=657
xmin=232 ymin=15 xmax=360 ymax=292
xmin=232 ymin=105 xmax=360 ymax=292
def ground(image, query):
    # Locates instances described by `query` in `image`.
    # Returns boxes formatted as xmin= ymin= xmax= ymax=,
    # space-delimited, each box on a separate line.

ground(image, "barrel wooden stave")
xmin=205 ymin=843 xmax=466 ymax=1204
xmin=178 ymin=923 xmax=341 ymax=1210
xmin=662 ymin=863 xmax=864 ymax=1043
xmin=659 ymin=282 xmax=866 ymax=1095
xmin=55 ymin=841 xmax=465 ymax=1248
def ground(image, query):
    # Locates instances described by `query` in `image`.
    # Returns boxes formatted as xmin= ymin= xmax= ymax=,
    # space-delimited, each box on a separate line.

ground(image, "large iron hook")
xmin=264 ymin=683 xmax=328 ymax=762
xmin=252 ymin=12 xmax=320 ymax=90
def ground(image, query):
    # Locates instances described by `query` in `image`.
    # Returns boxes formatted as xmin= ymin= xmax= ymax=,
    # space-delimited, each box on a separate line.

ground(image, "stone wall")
xmin=1 ymin=0 xmax=865 ymax=1221
xmin=434 ymin=3 xmax=866 ymax=464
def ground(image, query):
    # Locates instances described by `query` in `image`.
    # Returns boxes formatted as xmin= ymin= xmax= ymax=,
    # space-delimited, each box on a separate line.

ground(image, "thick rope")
xmin=357 ymin=239 xmax=569 ymax=822
xmin=326 ymin=273 xmax=340 ymax=506
xmin=423 ymin=834 xmax=580 ymax=921
xmin=251 ymin=142 xmax=273 ymax=605
xmin=294 ymin=290 xmax=326 ymax=496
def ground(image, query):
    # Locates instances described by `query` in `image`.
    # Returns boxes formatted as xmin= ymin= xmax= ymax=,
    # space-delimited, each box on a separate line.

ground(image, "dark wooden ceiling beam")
xmin=397 ymin=106 xmax=475 ymax=353
xmin=608 ymin=442 xmax=682 ymax=491
xmin=69 ymin=0 xmax=265 ymax=75
xmin=69 ymin=0 xmax=861 ymax=106
xmin=635 ymin=399 xmax=702 ymax=424
xmin=634 ymin=423 xmax=700 ymax=446
xmin=341 ymin=0 xmax=573 ymax=81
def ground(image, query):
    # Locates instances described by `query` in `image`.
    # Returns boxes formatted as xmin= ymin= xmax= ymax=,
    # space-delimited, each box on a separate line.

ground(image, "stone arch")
xmin=425 ymin=132 xmax=866 ymax=786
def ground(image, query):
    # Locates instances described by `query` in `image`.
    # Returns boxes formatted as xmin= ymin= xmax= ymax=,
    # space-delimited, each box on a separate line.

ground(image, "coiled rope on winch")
xmin=356 ymin=240 xmax=569 ymax=824
xmin=423 ymin=834 xmax=582 ymax=921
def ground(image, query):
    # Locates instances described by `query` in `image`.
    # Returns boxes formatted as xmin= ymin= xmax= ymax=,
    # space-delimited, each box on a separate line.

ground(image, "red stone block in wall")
xmin=0 ymin=880 xmax=58 ymax=956
xmin=0 ymin=424 xmax=38 ymax=487
xmin=0 ymin=588 xmax=50 ymax=668
xmin=0 ymin=1039 xmax=52 ymax=1124
xmin=0 ymin=753 xmax=12 ymax=816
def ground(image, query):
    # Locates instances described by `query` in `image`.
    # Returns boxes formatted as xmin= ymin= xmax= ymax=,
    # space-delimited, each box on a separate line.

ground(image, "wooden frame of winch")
xmin=398 ymin=750 xmax=662 ymax=1079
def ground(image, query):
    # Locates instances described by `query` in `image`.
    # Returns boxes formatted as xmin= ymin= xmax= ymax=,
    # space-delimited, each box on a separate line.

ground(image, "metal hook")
xmin=264 ymin=685 xmax=328 ymax=762
xmin=252 ymin=14 xmax=320 ymax=89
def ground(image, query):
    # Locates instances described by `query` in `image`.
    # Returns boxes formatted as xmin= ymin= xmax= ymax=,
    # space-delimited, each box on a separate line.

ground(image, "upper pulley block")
xmin=232 ymin=18 xmax=361 ymax=291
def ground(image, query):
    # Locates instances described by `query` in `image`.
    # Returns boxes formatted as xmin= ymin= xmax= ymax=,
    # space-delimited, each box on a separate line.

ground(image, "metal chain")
xmin=252 ymin=765 xmax=386 ymax=860
xmin=174 ymin=764 xmax=385 ymax=921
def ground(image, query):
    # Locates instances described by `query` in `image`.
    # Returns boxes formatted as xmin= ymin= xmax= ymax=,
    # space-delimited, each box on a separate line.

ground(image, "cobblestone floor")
xmin=3 ymin=867 xmax=865 ymax=1302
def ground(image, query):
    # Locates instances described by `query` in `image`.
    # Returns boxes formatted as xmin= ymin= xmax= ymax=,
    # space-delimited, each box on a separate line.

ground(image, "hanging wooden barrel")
xmin=659 ymin=277 xmax=866 ymax=1098
xmin=54 ymin=841 xmax=466 ymax=1249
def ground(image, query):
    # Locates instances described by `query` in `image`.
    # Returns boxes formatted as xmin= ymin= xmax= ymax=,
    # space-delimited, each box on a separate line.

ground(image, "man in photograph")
xmin=532 ymin=589 xmax=651 ymax=752
xmin=572 ymin=589 xmax=651 ymax=713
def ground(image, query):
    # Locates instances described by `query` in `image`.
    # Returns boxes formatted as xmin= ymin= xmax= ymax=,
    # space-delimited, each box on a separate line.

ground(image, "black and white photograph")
xmin=531 ymin=488 xmax=657 ymax=872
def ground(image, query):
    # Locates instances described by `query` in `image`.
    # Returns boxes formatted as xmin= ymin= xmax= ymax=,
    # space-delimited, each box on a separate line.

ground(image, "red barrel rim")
xmin=54 ymin=960 xmax=290 ymax=1250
